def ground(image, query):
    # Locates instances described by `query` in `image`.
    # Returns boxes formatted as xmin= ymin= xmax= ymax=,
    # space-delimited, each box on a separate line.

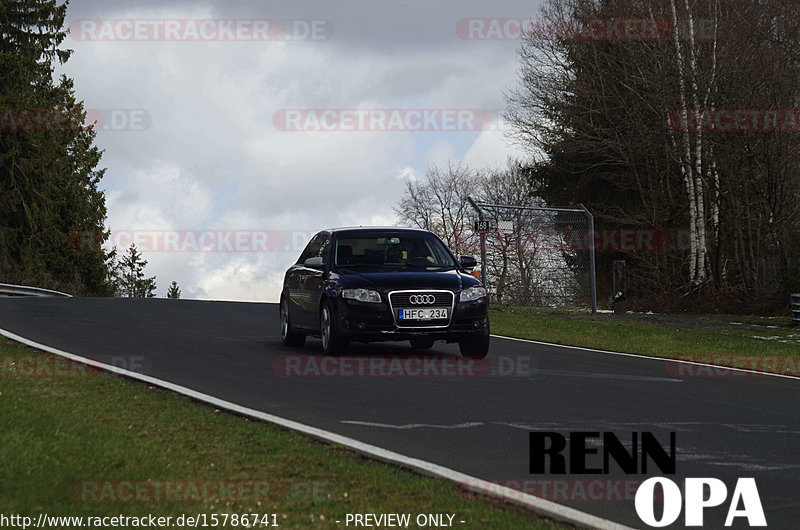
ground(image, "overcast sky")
xmin=57 ymin=0 xmax=542 ymax=301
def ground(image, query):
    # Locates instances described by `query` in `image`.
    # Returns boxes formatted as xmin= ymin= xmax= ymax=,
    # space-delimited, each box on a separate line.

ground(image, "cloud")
xmin=58 ymin=0 xmax=542 ymax=302
xmin=463 ymin=119 xmax=529 ymax=168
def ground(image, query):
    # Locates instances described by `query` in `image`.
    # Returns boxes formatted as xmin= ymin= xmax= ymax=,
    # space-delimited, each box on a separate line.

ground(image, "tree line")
xmin=505 ymin=0 xmax=800 ymax=308
xmin=1 ymin=0 xmax=110 ymax=294
xmin=399 ymin=0 xmax=800 ymax=311
xmin=1 ymin=0 xmax=180 ymax=299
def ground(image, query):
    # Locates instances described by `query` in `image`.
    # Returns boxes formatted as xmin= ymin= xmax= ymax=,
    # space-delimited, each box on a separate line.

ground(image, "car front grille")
xmin=389 ymin=291 xmax=452 ymax=307
xmin=388 ymin=290 xmax=454 ymax=328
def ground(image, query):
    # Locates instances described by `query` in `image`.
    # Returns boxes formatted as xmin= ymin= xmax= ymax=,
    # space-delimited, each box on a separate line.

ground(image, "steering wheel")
xmin=406 ymin=256 xmax=432 ymax=266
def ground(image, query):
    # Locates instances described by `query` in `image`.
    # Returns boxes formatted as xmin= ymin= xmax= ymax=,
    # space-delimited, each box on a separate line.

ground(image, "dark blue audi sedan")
xmin=279 ymin=227 xmax=489 ymax=357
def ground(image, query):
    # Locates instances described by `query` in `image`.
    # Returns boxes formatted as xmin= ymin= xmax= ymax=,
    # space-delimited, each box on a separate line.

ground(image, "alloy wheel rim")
xmin=321 ymin=306 xmax=331 ymax=349
xmin=280 ymin=300 xmax=288 ymax=340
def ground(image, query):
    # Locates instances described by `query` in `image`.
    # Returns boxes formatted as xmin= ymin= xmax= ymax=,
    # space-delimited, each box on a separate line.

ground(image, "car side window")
xmin=298 ymin=233 xmax=323 ymax=264
xmin=318 ymin=235 xmax=330 ymax=262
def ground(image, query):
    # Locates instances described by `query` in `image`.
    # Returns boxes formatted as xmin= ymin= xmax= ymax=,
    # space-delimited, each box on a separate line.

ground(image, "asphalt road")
xmin=1 ymin=297 xmax=799 ymax=528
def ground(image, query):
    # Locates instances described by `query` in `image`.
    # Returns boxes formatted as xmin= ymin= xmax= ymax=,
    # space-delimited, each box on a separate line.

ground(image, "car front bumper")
xmin=333 ymin=296 xmax=489 ymax=343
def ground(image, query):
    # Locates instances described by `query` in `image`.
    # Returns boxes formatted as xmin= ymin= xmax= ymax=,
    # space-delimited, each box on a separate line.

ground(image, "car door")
xmin=301 ymin=233 xmax=330 ymax=325
xmin=286 ymin=234 xmax=321 ymax=329
xmin=293 ymin=232 xmax=328 ymax=329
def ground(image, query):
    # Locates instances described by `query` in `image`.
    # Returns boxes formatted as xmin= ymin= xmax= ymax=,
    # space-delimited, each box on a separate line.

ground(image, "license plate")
xmin=398 ymin=308 xmax=448 ymax=320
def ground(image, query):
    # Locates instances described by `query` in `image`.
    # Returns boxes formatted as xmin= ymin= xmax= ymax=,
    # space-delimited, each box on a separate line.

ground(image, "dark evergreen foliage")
xmin=0 ymin=0 xmax=113 ymax=295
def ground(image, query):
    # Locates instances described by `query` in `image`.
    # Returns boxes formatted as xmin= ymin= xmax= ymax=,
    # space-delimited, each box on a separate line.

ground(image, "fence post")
xmin=613 ymin=260 xmax=627 ymax=314
xmin=467 ymin=197 xmax=488 ymax=296
xmin=581 ymin=204 xmax=597 ymax=313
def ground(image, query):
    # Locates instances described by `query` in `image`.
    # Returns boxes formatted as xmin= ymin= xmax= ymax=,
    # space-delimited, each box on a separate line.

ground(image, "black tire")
xmin=280 ymin=297 xmax=306 ymax=347
xmin=458 ymin=325 xmax=490 ymax=359
xmin=409 ymin=338 xmax=435 ymax=350
xmin=320 ymin=298 xmax=347 ymax=355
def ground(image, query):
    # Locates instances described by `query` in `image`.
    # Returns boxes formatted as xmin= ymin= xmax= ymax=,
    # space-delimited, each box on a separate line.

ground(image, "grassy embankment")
xmin=490 ymin=305 xmax=800 ymax=376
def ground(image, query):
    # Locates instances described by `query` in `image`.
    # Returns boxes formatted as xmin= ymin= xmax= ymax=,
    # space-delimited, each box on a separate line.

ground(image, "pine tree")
xmin=104 ymin=246 xmax=124 ymax=297
xmin=0 ymin=0 xmax=112 ymax=295
xmin=166 ymin=281 xmax=181 ymax=299
xmin=118 ymin=244 xmax=156 ymax=297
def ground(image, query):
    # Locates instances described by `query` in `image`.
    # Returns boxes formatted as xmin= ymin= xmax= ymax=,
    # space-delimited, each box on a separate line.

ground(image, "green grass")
xmin=490 ymin=306 xmax=800 ymax=376
xmin=0 ymin=336 xmax=565 ymax=530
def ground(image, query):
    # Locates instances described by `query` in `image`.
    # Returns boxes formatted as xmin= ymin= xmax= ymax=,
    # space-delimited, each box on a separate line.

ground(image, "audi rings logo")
xmin=409 ymin=294 xmax=436 ymax=305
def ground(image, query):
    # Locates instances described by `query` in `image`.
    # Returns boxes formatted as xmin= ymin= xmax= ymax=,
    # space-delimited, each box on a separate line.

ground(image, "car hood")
xmin=336 ymin=268 xmax=477 ymax=292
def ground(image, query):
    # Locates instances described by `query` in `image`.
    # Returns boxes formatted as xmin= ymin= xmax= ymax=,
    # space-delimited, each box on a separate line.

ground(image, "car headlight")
xmin=342 ymin=288 xmax=382 ymax=303
xmin=459 ymin=286 xmax=487 ymax=302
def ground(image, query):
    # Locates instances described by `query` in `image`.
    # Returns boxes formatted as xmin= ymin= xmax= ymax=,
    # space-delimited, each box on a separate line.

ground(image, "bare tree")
xmin=396 ymin=158 xmax=586 ymax=306
xmin=394 ymin=162 xmax=479 ymax=257
xmin=477 ymin=160 xmax=541 ymax=303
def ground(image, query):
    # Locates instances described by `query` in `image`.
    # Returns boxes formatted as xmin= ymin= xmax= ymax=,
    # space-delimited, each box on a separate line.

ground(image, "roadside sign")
xmin=474 ymin=220 xmax=497 ymax=231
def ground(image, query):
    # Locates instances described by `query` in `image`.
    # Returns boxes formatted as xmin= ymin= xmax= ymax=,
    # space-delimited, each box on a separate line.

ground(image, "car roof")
xmin=325 ymin=226 xmax=432 ymax=235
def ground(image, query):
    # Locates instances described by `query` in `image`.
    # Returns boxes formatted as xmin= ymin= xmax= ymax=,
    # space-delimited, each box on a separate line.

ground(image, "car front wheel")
xmin=458 ymin=326 xmax=490 ymax=359
xmin=320 ymin=299 xmax=347 ymax=355
xmin=280 ymin=297 xmax=306 ymax=347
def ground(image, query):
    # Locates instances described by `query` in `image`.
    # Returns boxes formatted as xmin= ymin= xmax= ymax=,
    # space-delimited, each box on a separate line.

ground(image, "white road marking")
xmin=493 ymin=334 xmax=800 ymax=380
xmin=534 ymin=369 xmax=682 ymax=382
xmin=340 ymin=421 xmax=484 ymax=429
xmin=496 ymin=420 xmax=800 ymax=433
xmin=708 ymin=462 xmax=800 ymax=471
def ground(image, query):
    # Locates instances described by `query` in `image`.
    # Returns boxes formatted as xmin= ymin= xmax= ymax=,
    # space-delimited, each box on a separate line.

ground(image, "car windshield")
xmin=334 ymin=232 xmax=457 ymax=269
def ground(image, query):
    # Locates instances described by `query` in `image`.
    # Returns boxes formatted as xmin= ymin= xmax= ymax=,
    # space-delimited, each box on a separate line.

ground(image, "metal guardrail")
xmin=792 ymin=293 xmax=800 ymax=323
xmin=0 ymin=283 xmax=72 ymax=298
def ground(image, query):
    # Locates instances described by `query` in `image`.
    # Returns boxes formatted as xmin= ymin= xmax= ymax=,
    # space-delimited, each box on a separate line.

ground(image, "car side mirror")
xmin=303 ymin=256 xmax=324 ymax=269
xmin=460 ymin=256 xmax=477 ymax=270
